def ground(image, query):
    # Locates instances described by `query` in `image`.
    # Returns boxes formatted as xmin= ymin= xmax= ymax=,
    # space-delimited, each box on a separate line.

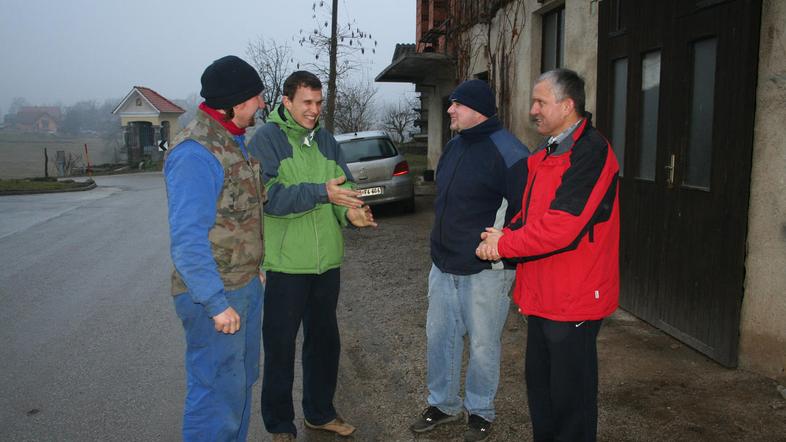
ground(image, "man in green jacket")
xmin=248 ymin=70 xmax=376 ymax=441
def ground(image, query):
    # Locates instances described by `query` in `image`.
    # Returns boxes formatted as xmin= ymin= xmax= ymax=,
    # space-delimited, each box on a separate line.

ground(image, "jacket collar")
xmin=458 ymin=116 xmax=502 ymax=141
xmin=271 ymin=104 xmax=319 ymax=136
xmin=537 ymin=114 xmax=592 ymax=156
xmin=198 ymin=103 xmax=245 ymax=136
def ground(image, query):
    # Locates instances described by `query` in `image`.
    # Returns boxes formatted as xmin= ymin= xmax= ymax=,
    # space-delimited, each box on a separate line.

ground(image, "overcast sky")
xmin=0 ymin=0 xmax=415 ymax=113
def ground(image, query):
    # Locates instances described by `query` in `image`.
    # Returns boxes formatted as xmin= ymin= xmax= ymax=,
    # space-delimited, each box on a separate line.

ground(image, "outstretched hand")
xmin=326 ymin=176 xmax=364 ymax=209
xmin=347 ymin=205 xmax=378 ymax=228
xmin=476 ymin=227 xmax=503 ymax=261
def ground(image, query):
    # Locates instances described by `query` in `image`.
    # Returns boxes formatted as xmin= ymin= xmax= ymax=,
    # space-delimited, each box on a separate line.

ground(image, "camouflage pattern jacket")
xmin=164 ymin=109 xmax=265 ymax=315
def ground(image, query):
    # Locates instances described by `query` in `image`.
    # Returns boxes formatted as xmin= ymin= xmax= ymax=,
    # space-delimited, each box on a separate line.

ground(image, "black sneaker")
xmin=410 ymin=406 xmax=463 ymax=433
xmin=464 ymin=414 xmax=492 ymax=442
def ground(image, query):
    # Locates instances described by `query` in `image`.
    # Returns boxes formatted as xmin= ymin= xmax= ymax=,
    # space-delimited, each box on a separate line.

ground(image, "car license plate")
xmin=359 ymin=186 xmax=383 ymax=197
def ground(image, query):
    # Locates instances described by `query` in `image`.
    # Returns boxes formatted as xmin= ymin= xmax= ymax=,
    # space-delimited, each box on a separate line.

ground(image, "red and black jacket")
xmin=497 ymin=117 xmax=620 ymax=321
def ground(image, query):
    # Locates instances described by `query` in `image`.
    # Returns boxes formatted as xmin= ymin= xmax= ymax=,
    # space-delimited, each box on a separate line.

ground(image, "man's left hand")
xmin=347 ymin=205 xmax=378 ymax=228
xmin=476 ymin=227 xmax=503 ymax=261
xmin=327 ymin=176 xmax=363 ymax=209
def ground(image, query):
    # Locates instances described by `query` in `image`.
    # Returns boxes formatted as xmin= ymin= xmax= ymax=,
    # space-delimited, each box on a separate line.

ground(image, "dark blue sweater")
xmin=430 ymin=116 xmax=529 ymax=275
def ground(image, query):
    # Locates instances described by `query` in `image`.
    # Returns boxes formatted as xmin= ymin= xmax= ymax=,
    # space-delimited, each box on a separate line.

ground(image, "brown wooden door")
xmin=597 ymin=0 xmax=761 ymax=366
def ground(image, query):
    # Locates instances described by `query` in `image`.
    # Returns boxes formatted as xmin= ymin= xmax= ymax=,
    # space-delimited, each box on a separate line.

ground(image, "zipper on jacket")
xmin=313 ymin=209 xmax=321 ymax=274
xmin=522 ymin=171 xmax=537 ymax=225
xmin=438 ymin=145 xmax=470 ymax=247
xmin=522 ymin=151 xmax=557 ymax=225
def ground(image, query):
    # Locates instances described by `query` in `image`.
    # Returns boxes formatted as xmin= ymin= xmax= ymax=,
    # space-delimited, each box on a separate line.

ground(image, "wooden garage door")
xmin=596 ymin=0 xmax=762 ymax=366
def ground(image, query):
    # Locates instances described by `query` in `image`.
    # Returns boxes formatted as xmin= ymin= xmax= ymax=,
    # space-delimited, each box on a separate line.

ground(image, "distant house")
xmin=12 ymin=106 xmax=62 ymax=133
xmin=112 ymin=86 xmax=185 ymax=164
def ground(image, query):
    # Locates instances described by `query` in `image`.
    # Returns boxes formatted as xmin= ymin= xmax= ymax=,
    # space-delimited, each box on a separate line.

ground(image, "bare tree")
xmin=382 ymin=97 xmax=419 ymax=143
xmin=333 ymin=80 xmax=378 ymax=135
xmin=57 ymin=151 xmax=84 ymax=177
xmin=450 ymin=1 xmax=526 ymax=126
xmin=246 ymin=37 xmax=294 ymax=119
xmin=297 ymin=0 xmax=377 ymax=132
xmin=8 ymin=97 xmax=28 ymax=115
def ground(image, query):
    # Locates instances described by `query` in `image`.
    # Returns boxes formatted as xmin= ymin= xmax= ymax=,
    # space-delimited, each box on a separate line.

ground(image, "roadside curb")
xmin=0 ymin=180 xmax=97 ymax=196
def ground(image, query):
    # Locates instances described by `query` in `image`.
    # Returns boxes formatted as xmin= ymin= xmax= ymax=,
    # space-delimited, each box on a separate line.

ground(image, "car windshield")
xmin=339 ymin=138 xmax=398 ymax=163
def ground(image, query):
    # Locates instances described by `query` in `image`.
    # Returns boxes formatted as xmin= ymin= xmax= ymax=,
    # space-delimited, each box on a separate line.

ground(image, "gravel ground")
xmin=276 ymin=193 xmax=786 ymax=442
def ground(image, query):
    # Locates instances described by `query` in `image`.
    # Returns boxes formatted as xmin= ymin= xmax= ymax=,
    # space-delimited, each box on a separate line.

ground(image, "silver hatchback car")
xmin=335 ymin=130 xmax=415 ymax=212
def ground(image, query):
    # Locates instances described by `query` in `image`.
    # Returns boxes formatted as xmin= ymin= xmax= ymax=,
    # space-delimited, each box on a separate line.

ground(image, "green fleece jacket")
xmin=247 ymin=105 xmax=354 ymax=274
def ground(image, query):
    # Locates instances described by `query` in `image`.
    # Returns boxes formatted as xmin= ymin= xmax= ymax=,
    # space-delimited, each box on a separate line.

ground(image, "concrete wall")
xmin=739 ymin=0 xmax=786 ymax=382
xmin=563 ymin=0 xmax=598 ymax=124
xmin=424 ymin=0 xmax=599 ymax=163
xmin=489 ymin=0 xmax=598 ymax=149
xmin=419 ymin=79 xmax=454 ymax=171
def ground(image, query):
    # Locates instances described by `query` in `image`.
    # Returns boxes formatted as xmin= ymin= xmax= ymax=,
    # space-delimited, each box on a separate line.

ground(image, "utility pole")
xmin=325 ymin=0 xmax=338 ymax=132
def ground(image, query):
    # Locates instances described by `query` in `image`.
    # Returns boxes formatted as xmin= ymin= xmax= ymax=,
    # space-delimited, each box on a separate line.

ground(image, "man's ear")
xmin=282 ymin=95 xmax=292 ymax=111
xmin=563 ymin=97 xmax=575 ymax=115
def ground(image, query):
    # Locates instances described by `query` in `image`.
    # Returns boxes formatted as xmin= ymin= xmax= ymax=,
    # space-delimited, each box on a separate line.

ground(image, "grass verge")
xmin=0 ymin=177 xmax=94 ymax=193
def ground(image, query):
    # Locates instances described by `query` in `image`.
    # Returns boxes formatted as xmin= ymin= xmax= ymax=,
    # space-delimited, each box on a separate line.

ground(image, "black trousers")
xmin=260 ymin=269 xmax=341 ymax=436
xmin=525 ymin=315 xmax=603 ymax=442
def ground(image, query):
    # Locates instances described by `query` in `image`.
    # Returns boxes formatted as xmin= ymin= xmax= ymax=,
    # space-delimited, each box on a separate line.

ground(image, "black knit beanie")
xmin=449 ymin=79 xmax=496 ymax=117
xmin=200 ymin=55 xmax=264 ymax=109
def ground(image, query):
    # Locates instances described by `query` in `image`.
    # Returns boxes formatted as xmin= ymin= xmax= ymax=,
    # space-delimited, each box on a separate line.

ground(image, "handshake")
xmin=476 ymin=227 xmax=504 ymax=261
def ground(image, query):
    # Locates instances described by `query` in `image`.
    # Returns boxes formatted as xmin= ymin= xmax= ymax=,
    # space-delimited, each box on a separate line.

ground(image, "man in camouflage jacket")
xmin=164 ymin=55 xmax=266 ymax=442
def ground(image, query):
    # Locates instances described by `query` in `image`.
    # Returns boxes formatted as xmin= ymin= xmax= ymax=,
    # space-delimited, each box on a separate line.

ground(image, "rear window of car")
xmin=339 ymin=138 xmax=398 ymax=163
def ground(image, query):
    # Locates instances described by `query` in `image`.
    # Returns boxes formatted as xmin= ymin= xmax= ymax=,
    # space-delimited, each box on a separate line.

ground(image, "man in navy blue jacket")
xmin=410 ymin=79 xmax=529 ymax=442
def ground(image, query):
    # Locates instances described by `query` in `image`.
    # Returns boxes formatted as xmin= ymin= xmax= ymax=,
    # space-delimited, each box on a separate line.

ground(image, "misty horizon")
xmin=0 ymin=0 xmax=415 ymax=116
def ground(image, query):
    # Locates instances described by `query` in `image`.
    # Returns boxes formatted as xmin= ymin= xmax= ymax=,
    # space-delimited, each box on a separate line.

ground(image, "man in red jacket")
xmin=476 ymin=68 xmax=620 ymax=441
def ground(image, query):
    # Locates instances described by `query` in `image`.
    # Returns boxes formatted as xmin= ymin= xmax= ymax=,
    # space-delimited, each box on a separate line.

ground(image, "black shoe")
xmin=410 ymin=406 xmax=463 ymax=433
xmin=464 ymin=414 xmax=492 ymax=441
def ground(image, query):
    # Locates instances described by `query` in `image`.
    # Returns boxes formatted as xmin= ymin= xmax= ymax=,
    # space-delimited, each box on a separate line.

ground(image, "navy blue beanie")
xmin=200 ymin=55 xmax=264 ymax=109
xmin=449 ymin=79 xmax=496 ymax=117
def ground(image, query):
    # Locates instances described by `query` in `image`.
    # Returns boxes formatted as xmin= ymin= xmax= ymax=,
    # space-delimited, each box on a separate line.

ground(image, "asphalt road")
xmin=0 ymin=173 xmax=221 ymax=441
xmin=3 ymin=173 xmax=786 ymax=442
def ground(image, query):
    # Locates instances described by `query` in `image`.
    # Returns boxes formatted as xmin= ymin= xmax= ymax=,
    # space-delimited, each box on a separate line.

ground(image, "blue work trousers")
xmin=174 ymin=277 xmax=264 ymax=442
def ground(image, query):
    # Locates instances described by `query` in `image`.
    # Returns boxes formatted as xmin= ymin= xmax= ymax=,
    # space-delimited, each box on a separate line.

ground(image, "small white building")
xmin=112 ymin=86 xmax=185 ymax=164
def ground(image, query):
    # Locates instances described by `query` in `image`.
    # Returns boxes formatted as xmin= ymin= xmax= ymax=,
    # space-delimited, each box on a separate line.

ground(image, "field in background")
xmin=1 ymin=131 xmax=427 ymax=180
xmin=0 ymin=131 xmax=121 ymax=178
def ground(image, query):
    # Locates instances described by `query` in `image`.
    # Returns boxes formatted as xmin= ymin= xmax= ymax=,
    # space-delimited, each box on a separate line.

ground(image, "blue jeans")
xmin=426 ymin=264 xmax=514 ymax=421
xmin=174 ymin=277 xmax=264 ymax=442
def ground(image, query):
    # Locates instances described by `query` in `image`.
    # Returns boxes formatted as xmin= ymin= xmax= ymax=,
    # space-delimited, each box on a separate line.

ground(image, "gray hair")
xmin=536 ymin=69 xmax=586 ymax=116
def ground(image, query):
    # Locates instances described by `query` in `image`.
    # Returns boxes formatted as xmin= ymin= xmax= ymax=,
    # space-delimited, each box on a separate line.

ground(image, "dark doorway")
xmin=126 ymin=121 xmax=155 ymax=164
xmin=596 ymin=0 xmax=762 ymax=366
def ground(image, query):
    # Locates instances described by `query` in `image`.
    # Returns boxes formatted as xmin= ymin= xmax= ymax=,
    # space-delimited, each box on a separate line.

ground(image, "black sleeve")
xmin=550 ymin=139 xmax=607 ymax=216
